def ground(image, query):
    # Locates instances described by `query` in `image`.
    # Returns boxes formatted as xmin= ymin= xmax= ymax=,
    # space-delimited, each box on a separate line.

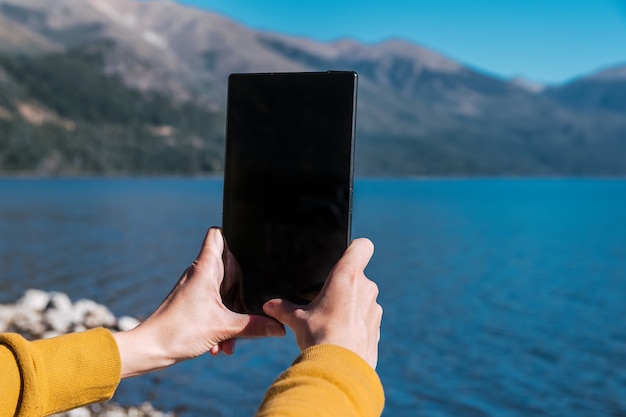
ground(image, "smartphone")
xmin=222 ymin=71 xmax=358 ymax=314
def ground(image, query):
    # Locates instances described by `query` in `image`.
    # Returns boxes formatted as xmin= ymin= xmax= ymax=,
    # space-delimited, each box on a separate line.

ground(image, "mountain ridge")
xmin=0 ymin=0 xmax=624 ymax=176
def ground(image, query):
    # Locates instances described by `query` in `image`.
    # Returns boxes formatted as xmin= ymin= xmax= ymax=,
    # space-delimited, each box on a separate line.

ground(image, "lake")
xmin=1 ymin=178 xmax=625 ymax=416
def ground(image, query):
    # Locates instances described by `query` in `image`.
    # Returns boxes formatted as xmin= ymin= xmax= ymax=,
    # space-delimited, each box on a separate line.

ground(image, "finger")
xmin=190 ymin=227 xmax=226 ymax=289
xmin=220 ymin=339 xmax=236 ymax=355
xmin=195 ymin=227 xmax=224 ymax=266
xmin=227 ymin=312 xmax=286 ymax=339
xmin=317 ymin=238 xmax=374 ymax=296
xmin=222 ymin=231 xmax=232 ymax=255
xmin=263 ymin=298 xmax=303 ymax=328
xmin=221 ymin=242 xmax=243 ymax=309
xmin=339 ymin=238 xmax=375 ymax=272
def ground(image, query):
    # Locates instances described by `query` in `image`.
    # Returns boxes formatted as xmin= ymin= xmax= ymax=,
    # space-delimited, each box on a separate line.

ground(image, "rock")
xmin=74 ymin=299 xmax=116 ymax=328
xmin=12 ymin=307 xmax=45 ymax=336
xmin=73 ymin=299 xmax=99 ymax=323
xmin=43 ymin=292 xmax=76 ymax=333
xmin=17 ymin=289 xmax=50 ymax=312
xmin=84 ymin=305 xmax=116 ymax=329
xmin=48 ymin=292 xmax=74 ymax=315
xmin=44 ymin=308 xmax=73 ymax=333
xmin=101 ymin=408 xmax=124 ymax=417
xmin=101 ymin=410 xmax=126 ymax=417
xmin=3 ymin=290 xmax=171 ymax=417
xmin=67 ymin=406 xmax=91 ymax=417
xmin=42 ymin=330 xmax=63 ymax=339
xmin=0 ymin=305 xmax=14 ymax=331
xmin=117 ymin=316 xmax=140 ymax=332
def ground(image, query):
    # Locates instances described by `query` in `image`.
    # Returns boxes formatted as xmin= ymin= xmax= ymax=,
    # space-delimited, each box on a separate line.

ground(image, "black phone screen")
xmin=222 ymin=71 xmax=358 ymax=314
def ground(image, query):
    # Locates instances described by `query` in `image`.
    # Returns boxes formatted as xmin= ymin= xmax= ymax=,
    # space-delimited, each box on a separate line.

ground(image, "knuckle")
xmin=365 ymin=279 xmax=379 ymax=298
xmin=376 ymin=304 xmax=383 ymax=320
xmin=292 ymin=306 xmax=309 ymax=321
xmin=334 ymin=263 xmax=361 ymax=282
xmin=189 ymin=260 xmax=201 ymax=273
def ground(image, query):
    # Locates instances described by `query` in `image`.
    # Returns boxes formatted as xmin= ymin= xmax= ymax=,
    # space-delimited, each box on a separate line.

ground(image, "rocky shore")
xmin=0 ymin=289 xmax=175 ymax=417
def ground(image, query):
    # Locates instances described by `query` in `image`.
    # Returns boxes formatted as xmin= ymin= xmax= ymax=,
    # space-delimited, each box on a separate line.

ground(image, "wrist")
xmin=113 ymin=324 xmax=176 ymax=378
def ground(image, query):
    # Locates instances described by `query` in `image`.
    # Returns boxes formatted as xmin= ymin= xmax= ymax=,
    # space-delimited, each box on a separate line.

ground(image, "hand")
xmin=263 ymin=238 xmax=382 ymax=369
xmin=114 ymin=227 xmax=285 ymax=378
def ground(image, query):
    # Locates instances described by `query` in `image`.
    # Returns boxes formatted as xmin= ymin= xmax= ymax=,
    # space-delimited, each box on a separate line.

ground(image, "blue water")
xmin=1 ymin=178 xmax=625 ymax=417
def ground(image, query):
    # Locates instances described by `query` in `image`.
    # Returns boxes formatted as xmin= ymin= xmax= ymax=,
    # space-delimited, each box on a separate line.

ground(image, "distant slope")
xmin=0 ymin=42 xmax=225 ymax=175
xmin=544 ymin=63 xmax=626 ymax=113
xmin=0 ymin=0 xmax=625 ymax=176
xmin=0 ymin=12 xmax=59 ymax=54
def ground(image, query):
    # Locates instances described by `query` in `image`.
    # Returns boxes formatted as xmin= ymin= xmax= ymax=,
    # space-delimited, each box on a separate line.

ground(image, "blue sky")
xmin=176 ymin=0 xmax=626 ymax=85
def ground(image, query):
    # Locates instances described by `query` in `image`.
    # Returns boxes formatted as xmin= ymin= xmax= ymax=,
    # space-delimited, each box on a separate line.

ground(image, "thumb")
xmin=226 ymin=312 xmax=286 ymax=339
xmin=263 ymin=299 xmax=303 ymax=328
xmin=195 ymin=227 xmax=224 ymax=265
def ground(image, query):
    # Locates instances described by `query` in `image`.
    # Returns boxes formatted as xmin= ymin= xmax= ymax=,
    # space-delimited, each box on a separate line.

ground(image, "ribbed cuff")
xmin=257 ymin=344 xmax=384 ymax=417
xmin=296 ymin=344 xmax=385 ymax=415
xmin=2 ymin=328 xmax=121 ymax=416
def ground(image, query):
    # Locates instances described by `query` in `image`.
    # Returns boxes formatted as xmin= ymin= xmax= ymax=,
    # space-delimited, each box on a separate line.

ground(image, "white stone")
xmin=12 ymin=308 xmax=45 ymax=336
xmin=17 ymin=289 xmax=50 ymax=312
xmin=0 ymin=305 xmax=14 ymax=331
xmin=42 ymin=330 xmax=63 ymax=339
xmin=83 ymin=304 xmax=116 ymax=328
xmin=101 ymin=410 xmax=126 ymax=417
xmin=73 ymin=299 xmax=100 ymax=323
xmin=67 ymin=407 xmax=91 ymax=417
xmin=44 ymin=308 xmax=73 ymax=333
xmin=48 ymin=292 xmax=74 ymax=315
xmin=117 ymin=316 xmax=140 ymax=331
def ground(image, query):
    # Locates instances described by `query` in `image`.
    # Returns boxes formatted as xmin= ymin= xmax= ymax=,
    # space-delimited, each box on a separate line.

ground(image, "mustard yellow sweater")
xmin=0 ymin=329 xmax=384 ymax=417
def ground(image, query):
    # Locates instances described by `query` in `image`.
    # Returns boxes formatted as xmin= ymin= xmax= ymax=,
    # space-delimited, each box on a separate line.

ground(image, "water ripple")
xmin=2 ymin=178 xmax=626 ymax=416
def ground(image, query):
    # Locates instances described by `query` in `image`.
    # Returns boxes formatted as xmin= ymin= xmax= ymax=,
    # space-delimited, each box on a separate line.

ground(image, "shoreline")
xmin=0 ymin=289 xmax=175 ymax=417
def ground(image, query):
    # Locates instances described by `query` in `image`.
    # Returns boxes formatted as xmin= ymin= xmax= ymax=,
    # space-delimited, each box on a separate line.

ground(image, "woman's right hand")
xmin=263 ymin=238 xmax=382 ymax=369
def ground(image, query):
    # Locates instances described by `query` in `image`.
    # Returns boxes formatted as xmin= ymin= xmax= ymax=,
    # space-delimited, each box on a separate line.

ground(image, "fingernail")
xmin=262 ymin=300 xmax=277 ymax=314
xmin=266 ymin=323 xmax=284 ymax=337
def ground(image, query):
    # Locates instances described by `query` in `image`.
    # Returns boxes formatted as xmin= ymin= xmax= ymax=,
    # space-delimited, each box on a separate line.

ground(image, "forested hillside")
xmin=0 ymin=0 xmax=625 ymax=176
xmin=0 ymin=42 xmax=225 ymax=175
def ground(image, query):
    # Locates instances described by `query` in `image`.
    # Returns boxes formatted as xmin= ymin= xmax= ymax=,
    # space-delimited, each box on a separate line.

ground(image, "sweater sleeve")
xmin=0 ymin=328 xmax=121 ymax=417
xmin=255 ymin=345 xmax=385 ymax=417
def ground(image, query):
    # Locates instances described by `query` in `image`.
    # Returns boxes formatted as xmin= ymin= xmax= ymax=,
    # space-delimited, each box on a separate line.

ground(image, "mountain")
xmin=0 ymin=0 xmax=625 ymax=176
xmin=544 ymin=63 xmax=626 ymax=114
